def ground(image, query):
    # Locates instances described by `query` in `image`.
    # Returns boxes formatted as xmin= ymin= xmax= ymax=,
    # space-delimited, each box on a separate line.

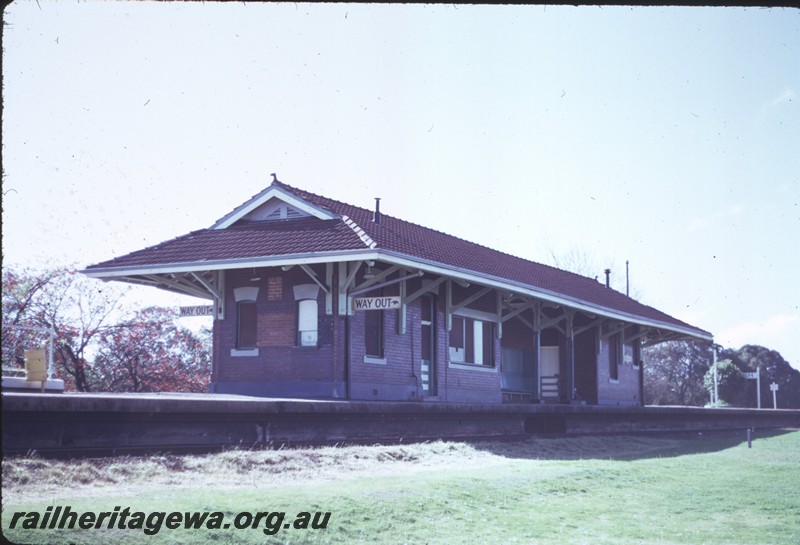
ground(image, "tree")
xmin=2 ymin=266 xmax=128 ymax=391
xmin=93 ymin=307 xmax=211 ymax=393
xmin=643 ymin=340 xmax=714 ymax=406
xmin=718 ymin=345 xmax=800 ymax=409
xmin=2 ymin=266 xmax=211 ymax=393
xmin=703 ymin=358 xmax=747 ymax=407
xmin=541 ymin=243 xmax=643 ymax=300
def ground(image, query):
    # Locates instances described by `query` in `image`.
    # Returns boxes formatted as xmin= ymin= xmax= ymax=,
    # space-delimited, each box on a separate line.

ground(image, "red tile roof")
xmin=86 ymin=180 xmax=710 ymax=338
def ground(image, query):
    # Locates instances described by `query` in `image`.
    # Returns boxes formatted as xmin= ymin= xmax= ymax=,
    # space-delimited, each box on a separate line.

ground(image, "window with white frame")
xmin=293 ymin=284 xmax=320 ymax=347
xmin=449 ymin=315 xmax=494 ymax=366
xmin=232 ymin=286 xmax=260 ymax=352
xmin=296 ymin=299 xmax=318 ymax=346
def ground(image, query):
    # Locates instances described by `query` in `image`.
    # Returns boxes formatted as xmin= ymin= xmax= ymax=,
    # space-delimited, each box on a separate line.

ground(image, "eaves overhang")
xmin=82 ymin=248 xmax=712 ymax=342
xmin=81 ymin=249 xmax=381 ymax=279
xmin=373 ymin=251 xmax=712 ymax=342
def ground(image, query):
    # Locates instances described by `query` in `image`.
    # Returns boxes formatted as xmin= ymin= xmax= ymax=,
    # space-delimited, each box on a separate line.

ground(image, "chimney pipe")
xmin=604 ymin=268 xmax=611 ymax=288
xmin=626 ymin=260 xmax=630 ymax=297
xmin=373 ymin=198 xmax=381 ymax=224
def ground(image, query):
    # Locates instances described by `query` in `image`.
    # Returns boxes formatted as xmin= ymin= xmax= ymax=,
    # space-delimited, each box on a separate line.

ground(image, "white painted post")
xmin=47 ymin=327 xmax=55 ymax=380
xmin=756 ymin=368 xmax=761 ymax=409
xmin=713 ymin=348 xmax=718 ymax=407
xmin=770 ymin=382 xmax=779 ymax=409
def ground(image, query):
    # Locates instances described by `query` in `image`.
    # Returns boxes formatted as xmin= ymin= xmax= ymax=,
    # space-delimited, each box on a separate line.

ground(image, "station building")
xmin=83 ymin=179 xmax=712 ymax=405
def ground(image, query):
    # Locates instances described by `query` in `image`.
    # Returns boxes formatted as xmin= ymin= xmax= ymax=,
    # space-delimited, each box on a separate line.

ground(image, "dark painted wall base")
xmin=212 ymin=380 xmax=346 ymax=400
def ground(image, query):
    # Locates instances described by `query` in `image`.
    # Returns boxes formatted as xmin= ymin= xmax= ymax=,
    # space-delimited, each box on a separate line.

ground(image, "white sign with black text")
xmin=352 ymin=296 xmax=401 ymax=311
xmin=179 ymin=305 xmax=215 ymax=317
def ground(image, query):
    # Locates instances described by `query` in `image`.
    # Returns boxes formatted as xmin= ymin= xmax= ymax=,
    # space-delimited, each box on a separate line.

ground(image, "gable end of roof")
xmin=211 ymin=183 xmax=339 ymax=229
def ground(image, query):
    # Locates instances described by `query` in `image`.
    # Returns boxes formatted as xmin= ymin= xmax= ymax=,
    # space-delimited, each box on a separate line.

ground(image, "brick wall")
xmin=347 ymin=289 xmax=501 ymax=403
xmin=216 ymin=267 xmax=336 ymax=389
xmin=596 ymin=337 xmax=643 ymax=406
xmin=213 ymin=266 xmax=587 ymax=405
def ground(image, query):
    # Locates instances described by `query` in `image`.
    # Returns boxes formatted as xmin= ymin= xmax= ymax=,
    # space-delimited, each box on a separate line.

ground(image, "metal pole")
xmin=772 ymin=387 xmax=777 ymax=410
xmin=626 ymin=260 xmax=629 ymax=297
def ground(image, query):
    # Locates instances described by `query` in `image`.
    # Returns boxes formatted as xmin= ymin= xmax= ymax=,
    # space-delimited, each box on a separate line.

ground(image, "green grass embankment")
xmin=3 ymin=431 xmax=798 ymax=545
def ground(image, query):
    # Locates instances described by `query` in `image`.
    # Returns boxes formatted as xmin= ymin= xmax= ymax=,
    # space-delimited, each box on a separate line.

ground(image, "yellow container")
xmin=24 ymin=349 xmax=48 ymax=382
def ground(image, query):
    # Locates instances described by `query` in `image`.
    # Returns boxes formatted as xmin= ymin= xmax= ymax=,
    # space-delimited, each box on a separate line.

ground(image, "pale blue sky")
xmin=3 ymin=2 xmax=799 ymax=368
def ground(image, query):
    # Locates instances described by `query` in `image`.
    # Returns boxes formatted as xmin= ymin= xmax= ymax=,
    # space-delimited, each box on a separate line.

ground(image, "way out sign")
xmin=179 ymin=305 xmax=214 ymax=317
xmin=353 ymin=296 xmax=401 ymax=311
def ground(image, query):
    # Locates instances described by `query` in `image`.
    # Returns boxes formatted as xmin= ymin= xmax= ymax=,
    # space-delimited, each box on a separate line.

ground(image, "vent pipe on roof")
xmin=604 ymin=268 xmax=611 ymax=288
xmin=626 ymin=260 xmax=630 ymax=297
xmin=373 ymin=198 xmax=381 ymax=224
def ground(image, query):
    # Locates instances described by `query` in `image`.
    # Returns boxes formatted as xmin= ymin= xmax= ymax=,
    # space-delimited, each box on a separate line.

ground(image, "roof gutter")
xmin=374 ymin=250 xmax=713 ymax=342
xmin=80 ymin=249 xmax=383 ymax=278
xmin=81 ymin=249 xmax=712 ymax=341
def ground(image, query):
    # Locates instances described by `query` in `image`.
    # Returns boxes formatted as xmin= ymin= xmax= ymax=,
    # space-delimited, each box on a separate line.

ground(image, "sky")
xmin=2 ymin=2 xmax=799 ymax=369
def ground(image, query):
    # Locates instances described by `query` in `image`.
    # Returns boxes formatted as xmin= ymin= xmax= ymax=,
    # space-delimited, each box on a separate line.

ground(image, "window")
xmin=449 ymin=316 xmax=494 ymax=366
xmin=297 ymin=299 xmax=318 ymax=346
xmin=232 ymin=286 xmax=260 ymax=356
xmin=237 ymin=301 xmax=257 ymax=349
xmin=292 ymin=284 xmax=321 ymax=348
xmin=608 ymin=333 xmax=621 ymax=380
xmin=365 ymin=307 xmax=384 ymax=358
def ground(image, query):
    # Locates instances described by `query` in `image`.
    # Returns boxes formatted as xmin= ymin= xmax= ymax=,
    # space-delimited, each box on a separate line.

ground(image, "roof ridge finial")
xmin=271 ymin=172 xmax=279 ymax=184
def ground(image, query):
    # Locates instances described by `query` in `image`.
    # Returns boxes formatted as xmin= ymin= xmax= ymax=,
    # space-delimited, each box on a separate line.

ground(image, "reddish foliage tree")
xmin=3 ymin=267 xmax=210 ymax=393
xmin=2 ymin=267 xmax=127 ymax=391
xmin=93 ymin=307 xmax=211 ymax=393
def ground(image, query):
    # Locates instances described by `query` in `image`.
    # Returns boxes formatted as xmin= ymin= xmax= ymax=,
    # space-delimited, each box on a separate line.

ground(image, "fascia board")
xmin=211 ymin=186 xmax=338 ymax=230
xmin=80 ymin=250 xmax=382 ymax=278
xmin=82 ymin=248 xmax=712 ymax=341
xmin=374 ymin=251 xmax=713 ymax=341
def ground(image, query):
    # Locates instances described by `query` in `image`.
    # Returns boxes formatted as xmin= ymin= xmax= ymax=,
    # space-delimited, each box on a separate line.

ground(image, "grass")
xmin=2 ymin=430 xmax=799 ymax=545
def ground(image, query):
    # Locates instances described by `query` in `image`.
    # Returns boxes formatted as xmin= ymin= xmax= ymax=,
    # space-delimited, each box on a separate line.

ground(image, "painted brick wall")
xmin=347 ymin=292 xmax=501 ymax=403
xmin=596 ymin=338 xmax=642 ymax=406
xmin=215 ymin=267 xmax=336 ymax=389
xmin=214 ymin=267 xmax=513 ymax=403
xmin=349 ymin=299 xmax=417 ymax=401
xmin=257 ymin=312 xmax=294 ymax=347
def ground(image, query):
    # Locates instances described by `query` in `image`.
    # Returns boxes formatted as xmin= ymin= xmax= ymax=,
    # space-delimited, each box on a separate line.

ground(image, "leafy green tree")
xmin=643 ymin=340 xmax=714 ymax=406
xmin=704 ymin=358 xmax=747 ymax=407
xmin=719 ymin=345 xmax=800 ymax=408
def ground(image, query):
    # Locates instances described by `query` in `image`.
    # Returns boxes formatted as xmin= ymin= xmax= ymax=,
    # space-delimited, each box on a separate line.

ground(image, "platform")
xmin=3 ymin=392 xmax=799 ymax=457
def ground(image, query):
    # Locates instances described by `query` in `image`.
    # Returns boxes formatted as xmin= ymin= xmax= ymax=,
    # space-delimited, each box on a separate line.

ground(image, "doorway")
xmin=540 ymin=346 xmax=560 ymax=400
xmin=420 ymin=295 xmax=437 ymax=396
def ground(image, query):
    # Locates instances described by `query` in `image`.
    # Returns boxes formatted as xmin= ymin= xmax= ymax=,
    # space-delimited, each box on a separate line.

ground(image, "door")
xmin=420 ymin=295 xmax=437 ymax=396
xmin=540 ymin=346 xmax=560 ymax=399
